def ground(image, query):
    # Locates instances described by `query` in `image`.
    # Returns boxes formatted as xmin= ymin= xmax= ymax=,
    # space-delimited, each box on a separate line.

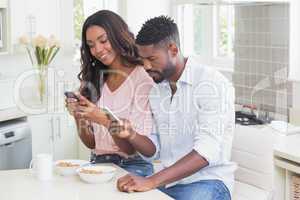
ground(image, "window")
xmin=176 ymin=4 xmax=206 ymax=56
xmin=0 ymin=11 xmax=3 ymax=48
xmin=73 ymin=0 xmax=120 ymax=42
xmin=174 ymin=1 xmax=235 ymax=69
xmin=73 ymin=0 xmax=121 ymax=62
xmin=215 ymin=5 xmax=234 ymax=58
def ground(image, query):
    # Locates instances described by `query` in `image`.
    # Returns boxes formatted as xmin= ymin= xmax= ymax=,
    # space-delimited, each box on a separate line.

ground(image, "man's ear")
xmin=168 ymin=43 xmax=179 ymax=57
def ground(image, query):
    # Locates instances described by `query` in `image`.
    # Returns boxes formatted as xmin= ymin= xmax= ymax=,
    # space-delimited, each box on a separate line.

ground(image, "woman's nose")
xmin=94 ymin=42 xmax=104 ymax=54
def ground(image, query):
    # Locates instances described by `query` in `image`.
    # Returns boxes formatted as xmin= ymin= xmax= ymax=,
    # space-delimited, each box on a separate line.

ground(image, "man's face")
xmin=137 ymin=44 xmax=176 ymax=83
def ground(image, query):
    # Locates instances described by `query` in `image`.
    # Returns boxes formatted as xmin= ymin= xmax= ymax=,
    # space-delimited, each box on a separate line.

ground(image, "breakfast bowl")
xmin=77 ymin=165 xmax=117 ymax=184
xmin=55 ymin=160 xmax=90 ymax=176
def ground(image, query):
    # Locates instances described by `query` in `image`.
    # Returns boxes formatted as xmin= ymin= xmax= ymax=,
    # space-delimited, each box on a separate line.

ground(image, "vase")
xmin=37 ymin=65 xmax=48 ymax=104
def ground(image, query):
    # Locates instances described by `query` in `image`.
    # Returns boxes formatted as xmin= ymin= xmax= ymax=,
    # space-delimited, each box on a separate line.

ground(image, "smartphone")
xmin=64 ymin=91 xmax=79 ymax=101
xmin=102 ymin=107 xmax=121 ymax=123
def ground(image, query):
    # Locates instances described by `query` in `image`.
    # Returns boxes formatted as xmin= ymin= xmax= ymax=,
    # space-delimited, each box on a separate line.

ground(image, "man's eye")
xmin=100 ymin=39 xmax=107 ymax=44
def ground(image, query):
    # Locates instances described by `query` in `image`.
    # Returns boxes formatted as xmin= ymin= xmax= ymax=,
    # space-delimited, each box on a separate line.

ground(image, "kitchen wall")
xmin=233 ymin=3 xmax=291 ymax=120
xmin=124 ymin=0 xmax=171 ymax=35
xmin=0 ymin=0 xmax=74 ymax=77
xmin=0 ymin=0 xmax=171 ymax=76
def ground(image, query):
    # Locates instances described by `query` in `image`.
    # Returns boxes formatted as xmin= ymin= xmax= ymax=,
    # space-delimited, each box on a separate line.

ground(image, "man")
xmin=114 ymin=16 xmax=236 ymax=200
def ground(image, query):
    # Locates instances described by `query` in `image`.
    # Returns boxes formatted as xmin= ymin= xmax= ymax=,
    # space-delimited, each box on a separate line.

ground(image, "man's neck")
xmin=168 ymin=56 xmax=188 ymax=101
xmin=169 ymin=56 xmax=188 ymax=83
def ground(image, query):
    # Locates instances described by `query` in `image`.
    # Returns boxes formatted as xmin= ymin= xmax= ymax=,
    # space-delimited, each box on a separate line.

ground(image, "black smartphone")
xmin=64 ymin=91 xmax=79 ymax=101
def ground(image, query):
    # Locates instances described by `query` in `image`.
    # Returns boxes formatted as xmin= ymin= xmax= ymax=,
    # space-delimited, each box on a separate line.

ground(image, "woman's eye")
xmin=100 ymin=39 xmax=107 ymax=44
xmin=87 ymin=43 xmax=94 ymax=48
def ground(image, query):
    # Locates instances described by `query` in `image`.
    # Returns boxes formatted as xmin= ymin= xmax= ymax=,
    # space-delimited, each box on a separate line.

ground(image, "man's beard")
xmin=146 ymin=70 xmax=164 ymax=83
xmin=146 ymin=61 xmax=175 ymax=83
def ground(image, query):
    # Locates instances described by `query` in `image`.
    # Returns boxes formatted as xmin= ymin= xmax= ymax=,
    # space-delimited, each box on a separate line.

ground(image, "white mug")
xmin=30 ymin=154 xmax=53 ymax=181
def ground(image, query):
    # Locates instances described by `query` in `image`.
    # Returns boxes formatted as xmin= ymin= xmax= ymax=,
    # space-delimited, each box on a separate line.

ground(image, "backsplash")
xmin=233 ymin=3 xmax=291 ymax=120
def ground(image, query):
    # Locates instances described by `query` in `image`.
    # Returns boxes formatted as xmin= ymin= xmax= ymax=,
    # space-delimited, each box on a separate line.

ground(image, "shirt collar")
xmin=157 ymin=57 xmax=195 ymax=87
xmin=177 ymin=57 xmax=194 ymax=86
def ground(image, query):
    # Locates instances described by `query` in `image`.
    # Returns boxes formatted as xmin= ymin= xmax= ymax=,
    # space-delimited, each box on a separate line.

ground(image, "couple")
xmin=66 ymin=10 xmax=235 ymax=200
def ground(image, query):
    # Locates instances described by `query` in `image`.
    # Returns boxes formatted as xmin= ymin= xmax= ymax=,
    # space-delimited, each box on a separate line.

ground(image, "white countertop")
xmin=235 ymin=124 xmax=300 ymax=165
xmin=0 ymin=164 xmax=173 ymax=200
xmin=0 ymin=107 xmax=26 ymax=122
xmin=274 ymin=133 xmax=300 ymax=164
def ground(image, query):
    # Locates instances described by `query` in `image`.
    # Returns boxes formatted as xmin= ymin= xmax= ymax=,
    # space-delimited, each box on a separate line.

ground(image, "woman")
xmin=66 ymin=10 xmax=154 ymax=177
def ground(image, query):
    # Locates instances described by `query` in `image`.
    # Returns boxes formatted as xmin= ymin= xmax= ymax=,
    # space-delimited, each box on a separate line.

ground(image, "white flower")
xmin=19 ymin=34 xmax=60 ymax=66
xmin=48 ymin=35 xmax=60 ymax=47
xmin=32 ymin=35 xmax=47 ymax=48
xmin=19 ymin=35 xmax=30 ymax=45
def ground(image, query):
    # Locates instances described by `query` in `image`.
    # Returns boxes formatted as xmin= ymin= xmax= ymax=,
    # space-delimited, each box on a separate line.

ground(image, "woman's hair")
xmin=78 ymin=10 xmax=143 ymax=102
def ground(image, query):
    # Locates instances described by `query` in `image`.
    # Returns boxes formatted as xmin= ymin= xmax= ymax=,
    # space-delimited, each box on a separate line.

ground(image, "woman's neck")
xmin=105 ymin=64 xmax=136 ymax=93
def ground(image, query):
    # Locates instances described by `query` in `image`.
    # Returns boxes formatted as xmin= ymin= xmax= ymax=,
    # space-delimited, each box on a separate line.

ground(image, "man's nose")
xmin=143 ymin=59 xmax=152 ymax=70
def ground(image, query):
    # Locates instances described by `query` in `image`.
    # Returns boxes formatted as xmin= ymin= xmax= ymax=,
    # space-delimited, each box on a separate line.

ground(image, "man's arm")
xmin=117 ymin=82 xmax=235 ymax=193
xmin=126 ymin=130 xmax=157 ymax=157
xmin=109 ymin=120 xmax=158 ymax=157
xmin=117 ymin=150 xmax=208 ymax=192
xmin=149 ymin=150 xmax=208 ymax=187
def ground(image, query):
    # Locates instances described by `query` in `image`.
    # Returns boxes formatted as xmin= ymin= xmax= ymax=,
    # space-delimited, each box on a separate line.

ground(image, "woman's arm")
xmin=66 ymin=97 xmax=95 ymax=149
xmin=75 ymin=118 xmax=95 ymax=149
xmin=110 ymin=73 xmax=156 ymax=156
xmin=75 ymin=94 xmax=135 ymax=155
xmin=111 ymin=135 xmax=135 ymax=155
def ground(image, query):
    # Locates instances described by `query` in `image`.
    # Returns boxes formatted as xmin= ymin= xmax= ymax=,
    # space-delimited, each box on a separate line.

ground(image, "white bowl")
xmin=55 ymin=160 xmax=89 ymax=176
xmin=77 ymin=165 xmax=116 ymax=184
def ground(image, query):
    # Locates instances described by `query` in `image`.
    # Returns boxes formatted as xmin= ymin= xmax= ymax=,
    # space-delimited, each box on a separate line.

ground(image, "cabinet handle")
xmin=57 ymin=117 xmax=61 ymax=139
xmin=50 ymin=117 xmax=54 ymax=141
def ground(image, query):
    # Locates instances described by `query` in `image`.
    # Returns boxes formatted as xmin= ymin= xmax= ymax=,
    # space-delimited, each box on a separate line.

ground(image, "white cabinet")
xmin=53 ymin=113 xmax=78 ymax=160
xmin=8 ymin=0 xmax=74 ymax=51
xmin=0 ymin=0 xmax=8 ymax=8
xmin=0 ymin=0 xmax=9 ymax=54
xmin=0 ymin=78 xmax=15 ymax=110
xmin=28 ymin=112 xmax=78 ymax=160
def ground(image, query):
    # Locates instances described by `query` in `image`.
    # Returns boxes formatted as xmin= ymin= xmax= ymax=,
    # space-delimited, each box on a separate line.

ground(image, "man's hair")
xmin=136 ymin=15 xmax=180 ymax=48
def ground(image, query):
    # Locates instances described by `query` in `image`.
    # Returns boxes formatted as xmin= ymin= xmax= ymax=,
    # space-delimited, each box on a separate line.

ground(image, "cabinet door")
xmin=52 ymin=113 xmax=78 ymax=160
xmin=27 ymin=114 xmax=54 ymax=157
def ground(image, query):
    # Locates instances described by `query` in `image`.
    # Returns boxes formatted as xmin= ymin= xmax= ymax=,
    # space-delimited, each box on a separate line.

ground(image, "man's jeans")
xmin=159 ymin=180 xmax=231 ymax=200
xmin=91 ymin=153 xmax=153 ymax=177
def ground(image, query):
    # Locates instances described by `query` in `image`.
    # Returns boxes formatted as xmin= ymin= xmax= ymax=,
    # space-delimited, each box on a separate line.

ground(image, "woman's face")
xmin=86 ymin=25 xmax=118 ymax=67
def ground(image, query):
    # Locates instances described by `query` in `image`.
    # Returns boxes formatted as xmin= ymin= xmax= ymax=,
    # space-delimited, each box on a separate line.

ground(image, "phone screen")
xmin=64 ymin=91 xmax=79 ymax=101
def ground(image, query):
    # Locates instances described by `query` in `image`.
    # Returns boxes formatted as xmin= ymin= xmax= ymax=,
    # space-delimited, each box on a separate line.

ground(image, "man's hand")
xmin=109 ymin=119 xmax=136 ymax=140
xmin=117 ymin=174 xmax=157 ymax=193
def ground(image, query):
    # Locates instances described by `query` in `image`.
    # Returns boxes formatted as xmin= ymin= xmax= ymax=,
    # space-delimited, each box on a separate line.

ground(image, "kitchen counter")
xmin=274 ymin=134 xmax=300 ymax=165
xmin=0 ymin=164 xmax=173 ymax=200
xmin=273 ymin=132 xmax=300 ymax=200
xmin=0 ymin=107 xmax=26 ymax=122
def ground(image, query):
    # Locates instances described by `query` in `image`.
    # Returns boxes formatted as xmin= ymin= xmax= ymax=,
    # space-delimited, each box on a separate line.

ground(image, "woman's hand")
xmin=65 ymin=96 xmax=80 ymax=117
xmin=74 ymin=94 xmax=110 ymax=127
xmin=109 ymin=119 xmax=136 ymax=140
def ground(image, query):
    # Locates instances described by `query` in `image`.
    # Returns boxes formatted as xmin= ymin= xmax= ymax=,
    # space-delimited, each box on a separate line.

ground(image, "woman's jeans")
xmin=90 ymin=153 xmax=153 ymax=177
xmin=159 ymin=179 xmax=231 ymax=200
